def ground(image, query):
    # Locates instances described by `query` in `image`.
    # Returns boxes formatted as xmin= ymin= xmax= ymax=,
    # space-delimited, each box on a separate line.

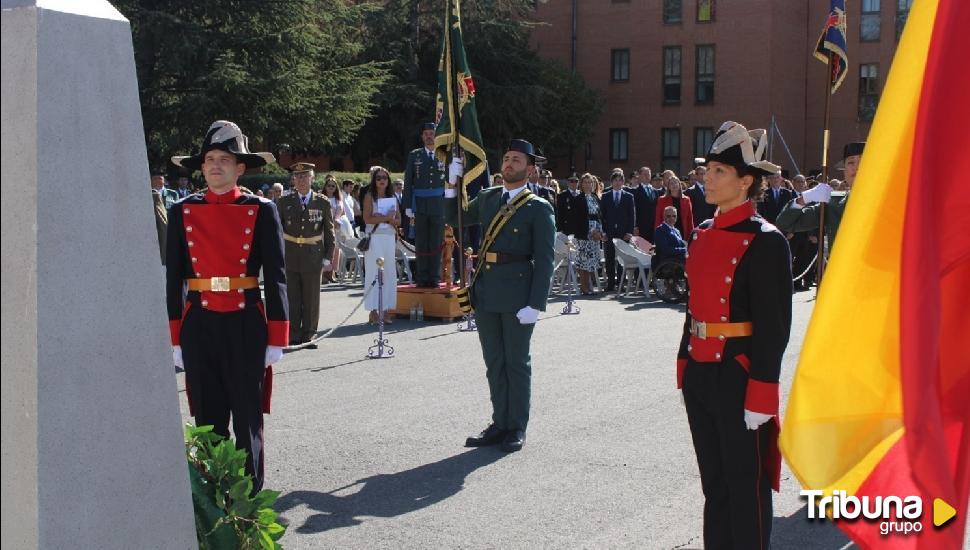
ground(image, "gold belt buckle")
xmin=692 ymin=320 xmax=707 ymax=339
xmin=297 ymin=236 xmax=307 ymax=244
xmin=210 ymin=276 xmax=231 ymax=292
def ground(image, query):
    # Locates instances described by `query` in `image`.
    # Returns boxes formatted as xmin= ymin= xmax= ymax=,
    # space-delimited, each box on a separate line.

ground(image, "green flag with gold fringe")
xmin=434 ymin=0 xmax=487 ymax=210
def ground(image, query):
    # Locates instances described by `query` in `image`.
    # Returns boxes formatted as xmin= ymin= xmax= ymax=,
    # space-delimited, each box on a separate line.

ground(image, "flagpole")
xmin=815 ymin=52 xmax=834 ymax=293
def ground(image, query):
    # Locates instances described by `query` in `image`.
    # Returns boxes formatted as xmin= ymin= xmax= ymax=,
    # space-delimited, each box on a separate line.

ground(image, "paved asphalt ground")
xmin=177 ymin=283 xmax=854 ymax=549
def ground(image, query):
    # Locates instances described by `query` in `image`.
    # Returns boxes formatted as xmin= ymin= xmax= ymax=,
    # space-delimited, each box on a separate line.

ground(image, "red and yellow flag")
xmin=780 ymin=0 xmax=970 ymax=548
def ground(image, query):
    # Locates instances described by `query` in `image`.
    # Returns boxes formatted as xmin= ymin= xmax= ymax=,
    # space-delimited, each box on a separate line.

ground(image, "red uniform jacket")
xmin=677 ymin=200 xmax=793 ymax=490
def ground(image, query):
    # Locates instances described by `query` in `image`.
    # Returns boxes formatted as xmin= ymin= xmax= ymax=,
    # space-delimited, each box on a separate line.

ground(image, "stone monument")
xmin=1 ymin=1 xmax=195 ymax=547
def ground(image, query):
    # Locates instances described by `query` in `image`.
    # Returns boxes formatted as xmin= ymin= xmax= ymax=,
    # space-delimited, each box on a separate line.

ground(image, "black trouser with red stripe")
xmin=683 ymin=358 xmax=773 ymax=550
xmin=182 ymin=303 xmax=268 ymax=493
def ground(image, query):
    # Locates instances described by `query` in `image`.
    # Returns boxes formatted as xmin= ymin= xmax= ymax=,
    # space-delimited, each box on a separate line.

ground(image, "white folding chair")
xmin=336 ymin=237 xmax=364 ymax=285
xmin=551 ymin=232 xmax=570 ymax=293
xmin=395 ymin=239 xmax=416 ymax=283
xmin=613 ymin=238 xmax=652 ymax=297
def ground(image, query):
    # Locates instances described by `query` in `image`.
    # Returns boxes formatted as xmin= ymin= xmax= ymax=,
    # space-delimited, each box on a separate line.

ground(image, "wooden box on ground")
xmin=394 ymin=284 xmax=464 ymax=322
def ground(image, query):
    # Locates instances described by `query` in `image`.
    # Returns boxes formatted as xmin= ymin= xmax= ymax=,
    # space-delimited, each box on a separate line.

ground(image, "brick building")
xmin=531 ymin=0 xmax=908 ymax=177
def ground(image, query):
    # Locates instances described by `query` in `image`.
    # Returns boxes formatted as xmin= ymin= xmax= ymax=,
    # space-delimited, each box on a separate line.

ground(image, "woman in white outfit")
xmin=362 ymin=166 xmax=400 ymax=324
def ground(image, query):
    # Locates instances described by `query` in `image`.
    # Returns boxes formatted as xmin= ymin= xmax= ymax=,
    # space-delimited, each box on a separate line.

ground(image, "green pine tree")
xmin=116 ymin=0 xmax=391 ymax=168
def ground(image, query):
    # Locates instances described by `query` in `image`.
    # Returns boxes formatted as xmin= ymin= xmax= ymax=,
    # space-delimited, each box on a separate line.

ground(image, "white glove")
xmin=172 ymin=345 xmax=183 ymax=368
xmin=800 ymin=182 xmax=832 ymax=204
xmin=405 ymin=208 xmax=414 ymax=218
xmin=448 ymin=157 xmax=464 ymax=184
xmin=444 ymin=188 xmax=457 ymax=198
xmin=744 ymin=409 xmax=773 ymax=430
xmin=323 ymin=259 xmax=332 ymax=268
xmin=265 ymin=346 xmax=283 ymax=367
xmin=516 ymin=306 xmax=539 ymax=325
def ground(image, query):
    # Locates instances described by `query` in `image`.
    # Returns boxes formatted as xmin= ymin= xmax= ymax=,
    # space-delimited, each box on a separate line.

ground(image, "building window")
xmin=858 ymin=64 xmax=879 ymax=121
xmin=663 ymin=0 xmax=682 ymax=24
xmin=695 ymin=45 xmax=715 ymax=104
xmin=896 ymin=0 xmax=912 ymax=40
xmin=661 ymin=128 xmax=680 ymax=173
xmin=697 ymin=0 xmax=715 ymax=22
xmin=861 ymin=0 xmax=881 ymax=42
xmin=610 ymin=129 xmax=629 ymax=162
xmin=611 ymin=49 xmax=630 ymax=82
xmin=663 ymin=46 xmax=682 ymax=104
xmin=694 ymin=127 xmax=714 ymax=158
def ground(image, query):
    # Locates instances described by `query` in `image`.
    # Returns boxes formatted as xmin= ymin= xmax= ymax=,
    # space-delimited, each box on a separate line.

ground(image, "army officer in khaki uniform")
xmin=277 ymin=162 xmax=335 ymax=347
xmin=445 ymin=140 xmax=556 ymax=452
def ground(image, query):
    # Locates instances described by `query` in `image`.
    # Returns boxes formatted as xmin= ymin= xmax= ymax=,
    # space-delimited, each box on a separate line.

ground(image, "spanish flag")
xmin=779 ymin=0 xmax=970 ymax=548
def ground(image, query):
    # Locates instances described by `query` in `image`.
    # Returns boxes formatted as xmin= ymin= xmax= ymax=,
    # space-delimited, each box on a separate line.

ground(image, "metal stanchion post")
xmin=367 ymin=257 xmax=394 ymax=359
xmin=562 ymin=236 xmax=581 ymax=315
xmin=458 ymin=247 xmax=477 ymax=332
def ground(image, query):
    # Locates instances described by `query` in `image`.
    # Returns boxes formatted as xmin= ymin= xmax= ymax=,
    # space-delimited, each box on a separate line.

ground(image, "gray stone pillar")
xmin=1 ymin=1 xmax=195 ymax=547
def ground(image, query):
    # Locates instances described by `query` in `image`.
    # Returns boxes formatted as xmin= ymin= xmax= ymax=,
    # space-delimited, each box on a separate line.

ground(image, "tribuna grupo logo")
xmin=801 ymin=490 xmax=923 ymax=536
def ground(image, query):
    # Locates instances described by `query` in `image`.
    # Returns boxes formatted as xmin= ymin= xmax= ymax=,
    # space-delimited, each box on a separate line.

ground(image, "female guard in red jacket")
xmin=677 ymin=121 xmax=792 ymax=549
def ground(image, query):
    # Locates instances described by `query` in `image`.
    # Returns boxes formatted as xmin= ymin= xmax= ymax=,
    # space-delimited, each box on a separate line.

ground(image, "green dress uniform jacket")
xmin=277 ymin=191 xmax=336 ymax=342
xmin=775 ymin=192 xmax=850 ymax=254
xmin=445 ymin=185 xmax=556 ymax=432
xmin=403 ymin=147 xmax=447 ymax=285
xmin=447 ymin=186 xmax=557 ymax=312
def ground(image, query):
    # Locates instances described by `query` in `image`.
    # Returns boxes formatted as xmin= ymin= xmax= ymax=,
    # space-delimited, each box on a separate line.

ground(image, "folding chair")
xmin=612 ymin=238 xmax=653 ymax=297
xmin=395 ymin=239 xmax=416 ymax=283
xmin=336 ymin=237 xmax=364 ymax=285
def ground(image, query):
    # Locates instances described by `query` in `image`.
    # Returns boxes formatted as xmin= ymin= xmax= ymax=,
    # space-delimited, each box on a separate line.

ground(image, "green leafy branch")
xmin=185 ymin=424 xmax=286 ymax=550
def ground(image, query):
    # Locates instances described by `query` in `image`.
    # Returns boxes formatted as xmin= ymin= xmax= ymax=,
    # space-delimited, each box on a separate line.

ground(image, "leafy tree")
xmin=351 ymin=0 xmax=602 ymax=171
xmin=115 ymin=0 xmax=390 ymax=168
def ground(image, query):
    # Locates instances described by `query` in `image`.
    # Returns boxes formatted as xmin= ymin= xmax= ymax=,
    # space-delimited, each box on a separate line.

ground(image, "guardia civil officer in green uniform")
xmin=776 ymin=141 xmax=864 ymax=255
xmin=277 ymin=162 xmax=335 ymax=347
xmin=403 ymin=122 xmax=448 ymax=287
xmin=444 ymin=139 xmax=556 ymax=452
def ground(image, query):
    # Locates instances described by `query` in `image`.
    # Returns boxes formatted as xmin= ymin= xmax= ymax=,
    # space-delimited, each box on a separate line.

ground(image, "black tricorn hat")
xmin=843 ymin=142 xmax=865 ymax=160
xmin=171 ymin=121 xmax=275 ymax=171
xmin=835 ymin=142 xmax=865 ymax=170
xmin=507 ymin=139 xmax=546 ymax=163
xmin=701 ymin=121 xmax=780 ymax=177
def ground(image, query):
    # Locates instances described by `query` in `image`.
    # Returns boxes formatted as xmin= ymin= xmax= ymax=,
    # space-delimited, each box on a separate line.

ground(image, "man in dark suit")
xmin=536 ymin=169 xmax=557 ymax=208
xmin=600 ymin=168 xmax=636 ymax=292
xmin=652 ymin=206 xmax=687 ymax=272
xmin=758 ymin=172 xmax=795 ymax=223
xmin=555 ymin=175 xmax=580 ymax=233
xmin=629 ymin=166 xmax=659 ymax=241
xmin=685 ymin=165 xmax=716 ymax=226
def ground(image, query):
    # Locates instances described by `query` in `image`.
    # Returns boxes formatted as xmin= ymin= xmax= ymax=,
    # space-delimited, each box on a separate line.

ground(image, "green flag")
xmin=434 ymin=0 xmax=487 ymax=210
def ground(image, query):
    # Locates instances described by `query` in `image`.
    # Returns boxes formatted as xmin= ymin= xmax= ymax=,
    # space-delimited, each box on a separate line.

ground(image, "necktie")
xmin=614 ymin=191 xmax=620 ymax=203
xmin=502 ymin=191 xmax=510 ymax=204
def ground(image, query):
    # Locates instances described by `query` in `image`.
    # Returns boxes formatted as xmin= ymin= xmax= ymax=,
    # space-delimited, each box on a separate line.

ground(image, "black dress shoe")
xmin=465 ymin=424 xmax=507 ymax=447
xmin=500 ymin=429 xmax=526 ymax=453
xmin=304 ymin=342 xmax=318 ymax=349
